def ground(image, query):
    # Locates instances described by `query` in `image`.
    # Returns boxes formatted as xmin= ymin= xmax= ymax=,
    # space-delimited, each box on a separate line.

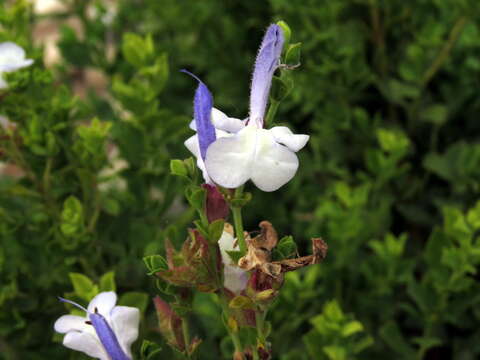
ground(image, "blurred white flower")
xmin=54 ymin=292 xmax=139 ymax=360
xmin=0 ymin=42 xmax=34 ymax=89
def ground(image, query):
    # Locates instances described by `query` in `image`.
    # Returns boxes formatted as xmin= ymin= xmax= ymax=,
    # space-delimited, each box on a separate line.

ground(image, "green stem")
xmin=219 ymin=297 xmax=244 ymax=359
xmin=231 ymin=186 xmax=247 ymax=254
xmin=422 ymin=16 xmax=468 ymax=87
xmin=182 ymin=319 xmax=192 ymax=360
xmin=264 ymin=100 xmax=279 ymax=127
xmin=255 ymin=311 xmax=266 ymax=345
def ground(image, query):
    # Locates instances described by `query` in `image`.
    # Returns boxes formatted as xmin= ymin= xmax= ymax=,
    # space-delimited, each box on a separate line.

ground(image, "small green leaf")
xmin=272 ymin=235 xmax=297 ymax=261
xmin=341 ymin=321 xmax=364 ymax=337
xmin=170 ymin=159 xmax=188 ymax=177
xmin=228 ymin=295 xmax=254 ymax=309
xmin=285 ymin=42 xmax=301 ymax=66
xmin=119 ymin=292 xmax=149 ymax=314
xmin=99 ymin=271 xmax=116 ymax=292
xmin=270 ymin=76 xmax=292 ymax=102
xmin=143 ymin=255 xmax=168 ymax=275
xmin=226 ymin=250 xmax=243 ymax=265
xmin=69 ymin=273 xmax=97 ymax=300
xmin=208 ymin=219 xmax=225 ymax=243
xmin=140 ymin=340 xmax=162 ymax=360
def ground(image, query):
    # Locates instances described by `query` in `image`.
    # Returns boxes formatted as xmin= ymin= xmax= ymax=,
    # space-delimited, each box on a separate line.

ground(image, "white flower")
xmin=54 ymin=292 xmax=140 ymax=360
xmin=218 ymin=230 xmax=249 ymax=293
xmin=184 ymin=107 xmax=246 ymax=184
xmin=183 ymin=25 xmax=309 ymax=192
xmin=0 ymin=42 xmax=34 ymax=89
xmin=205 ymin=122 xmax=309 ymax=192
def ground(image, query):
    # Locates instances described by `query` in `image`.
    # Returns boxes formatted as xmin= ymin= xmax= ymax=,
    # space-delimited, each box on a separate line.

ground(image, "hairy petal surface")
xmin=181 ymin=70 xmax=216 ymax=160
xmin=249 ymin=25 xmax=284 ymax=127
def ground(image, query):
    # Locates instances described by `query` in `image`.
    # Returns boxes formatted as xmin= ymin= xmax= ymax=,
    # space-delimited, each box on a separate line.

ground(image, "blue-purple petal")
xmin=249 ymin=24 xmax=284 ymax=127
xmin=181 ymin=70 xmax=216 ymax=160
xmin=90 ymin=312 xmax=130 ymax=360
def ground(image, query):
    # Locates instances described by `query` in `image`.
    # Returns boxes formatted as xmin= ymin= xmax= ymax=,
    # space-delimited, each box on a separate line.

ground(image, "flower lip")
xmin=181 ymin=69 xmax=216 ymax=160
xmin=249 ymin=24 xmax=284 ymax=128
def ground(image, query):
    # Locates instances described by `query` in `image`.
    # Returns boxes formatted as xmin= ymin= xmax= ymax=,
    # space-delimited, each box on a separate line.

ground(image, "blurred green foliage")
xmin=1 ymin=0 xmax=480 ymax=359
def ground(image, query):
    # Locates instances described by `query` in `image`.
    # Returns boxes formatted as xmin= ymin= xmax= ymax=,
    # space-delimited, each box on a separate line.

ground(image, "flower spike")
xmin=181 ymin=69 xmax=216 ymax=160
xmin=249 ymin=24 xmax=284 ymax=128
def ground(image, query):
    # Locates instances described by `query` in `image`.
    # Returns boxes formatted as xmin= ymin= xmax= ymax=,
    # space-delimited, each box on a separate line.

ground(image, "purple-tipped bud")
xmin=202 ymin=184 xmax=229 ymax=223
xmin=181 ymin=70 xmax=216 ymax=160
xmin=89 ymin=312 xmax=131 ymax=360
xmin=249 ymin=24 xmax=284 ymax=128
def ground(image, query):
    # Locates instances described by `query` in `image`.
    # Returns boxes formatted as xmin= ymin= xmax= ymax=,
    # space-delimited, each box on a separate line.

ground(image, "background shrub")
xmin=1 ymin=0 xmax=480 ymax=359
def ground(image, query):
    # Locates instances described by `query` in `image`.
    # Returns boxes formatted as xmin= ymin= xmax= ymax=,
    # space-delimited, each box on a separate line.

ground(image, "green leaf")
xmin=419 ymin=104 xmax=448 ymax=125
xmin=185 ymin=186 xmax=206 ymax=211
xmin=272 ymin=235 xmax=297 ymax=260
xmin=228 ymin=295 xmax=254 ymax=309
xmin=119 ymin=292 xmax=149 ymax=314
xmin=208 ymin=219 xmax=225 ymax=243
xmin=69 ymin=273 xmax=97 ymax=300
xmin=270 ymin=76 xmax=292 ymax=102
xmin=226 ymin=250 xmax=243 ymax=265
xmin=143 ymin=255 xmax=168 ymax=275
xmin=379 ymin=322 xmax=416 ymax=357
xmin=341 ymin=321 xmax=364 ymax=337
xmin=122 ymin=33 xmax=154 ymax=67
xmin=99 ymin=271 xmax=116 ymax=292
xmin=323 ymin=345 xmax=346 ymax=360
xmin=140 ymin=340 xmax=162 ymax=360
xmin=285 ymin=42 xmax=301 ymax=66
xmin=170 ymin=159 xmax=188 ymax=177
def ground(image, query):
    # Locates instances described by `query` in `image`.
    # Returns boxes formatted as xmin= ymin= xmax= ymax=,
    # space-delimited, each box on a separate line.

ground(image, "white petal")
xmin=63 ymin=331 xmax=109 ymax=360
xmin=218 ymin=231 xmax=237 ymax=265
xmin=110 ymin=306 xmax=140 ymax=357
xmin=87 ymin=291 xmax=117 ymax=316
xmin=188 ymin=119 xmax=196 ymax=131
xmin=205 ymin=126 xmax=256 ymax=189
xmin=0 ymin=42 xmax=32 ymax=72
xmin=224 ymin=265 xmax=248 ymax=294
xmin=250 ymin=129 xmax=299 ymax=192
xmin=54 ymin=315 xmax=91 ymax=334
xmin=270 ymin=126 xmax=310 ymax=152
xmin=211 ymin=108 xmax=245 ymax=133
xmin=184 ymin=134 xmax=201 ymax=158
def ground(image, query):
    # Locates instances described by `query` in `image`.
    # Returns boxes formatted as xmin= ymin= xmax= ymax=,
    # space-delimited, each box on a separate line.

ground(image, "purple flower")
xmin=249 ymin=24 xmax=285 ymax=128
xmin=54 ymin=292 xmax=139 ymax=360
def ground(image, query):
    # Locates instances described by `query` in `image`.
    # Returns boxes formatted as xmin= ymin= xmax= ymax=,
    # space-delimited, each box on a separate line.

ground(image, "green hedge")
xmin=1 ymin=0 xmax=480 ymax=359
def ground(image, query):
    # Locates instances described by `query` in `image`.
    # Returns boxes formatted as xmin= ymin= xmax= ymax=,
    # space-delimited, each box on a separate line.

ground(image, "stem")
xmin=231 ymin=186 xmax=247 ymax=254
xmin=422 ymin=16 xmax=468 ymax=87
xmin=255 ymin=311 xmax=266 ymax=345
xmin=182 ymin=320 xmax=192 ymax=360
xmin=219 ymin=297 xmax=244 ymax=359
xmin=264 ymin=100 xmax=279 ymax=127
